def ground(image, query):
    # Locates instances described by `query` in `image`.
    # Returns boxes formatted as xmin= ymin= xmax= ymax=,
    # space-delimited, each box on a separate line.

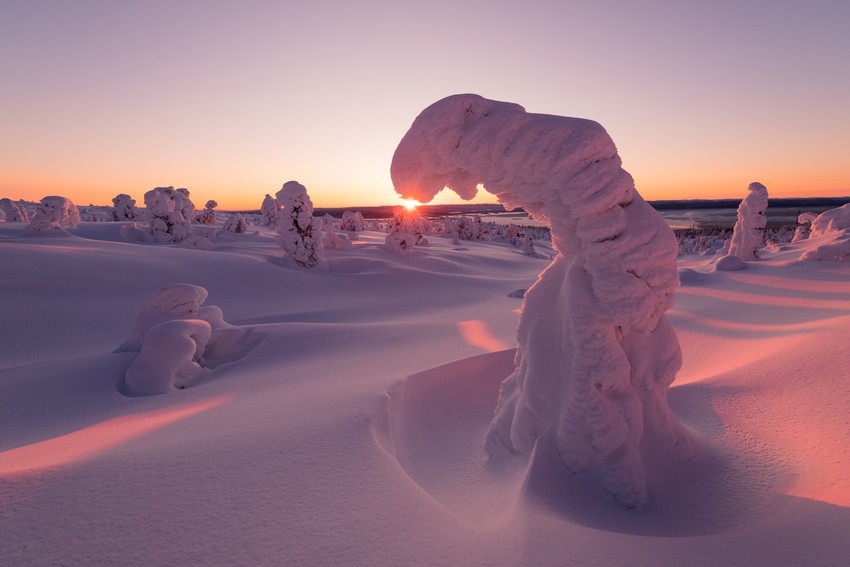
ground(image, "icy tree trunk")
xmin=727 ymin=182 xmax=768 ymax=260
xmin=391 ymin=94 xmax=693 ymax=508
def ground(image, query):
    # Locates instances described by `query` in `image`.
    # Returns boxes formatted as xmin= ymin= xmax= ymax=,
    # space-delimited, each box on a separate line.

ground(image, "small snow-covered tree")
xmin=392 ymin=94 xmax=693 ymax=509
xmin=25 ymin=195 xmax=81 ymax=232
xmin=520 ymin=234 xmax=536 ymax=256
xmin=1 ymin=198 xmax=31 ymax=222
xmin=175 ymin=187 xmax=196 ymax=224
xmin=196 ymin=200 xmax=218 ymax=224
xmin=386 ymin=206 xmax=428 ymax=247
xmin=260 ymin=194 xmax=280 ymax=227
xmin=143 ymin=186 xmax=193 ymax=242
xmin=727 ymin=182 xmax=769 ymax=260
xmin=276 ymin=181 xmax=325 ymax=268
xmin=222 ymin=212 xmax=250 ymax=233
xmin=340 ymin=210 xmax=364 ymax=232
xmin=111 ymin=194 xmax=137 ymax=221
xmin=792 ymin=211 xmax=818 ymax=242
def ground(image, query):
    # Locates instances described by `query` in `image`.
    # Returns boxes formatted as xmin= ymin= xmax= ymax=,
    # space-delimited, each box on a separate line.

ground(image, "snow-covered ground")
xmin=1 ymin=219 xmax=849 ymax=566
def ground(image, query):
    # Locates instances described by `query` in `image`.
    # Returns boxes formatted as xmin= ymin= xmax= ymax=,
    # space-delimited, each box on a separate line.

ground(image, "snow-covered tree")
xmin=25 ymin=195 xmax=81 ymax=232
xmin=111 ymin=194 xmax=137 ymax=221
xmin=0 ymin=198 xmax=29 ymax=222
xmin=175 ymin=188 xmax=196 ymax=224
xmin=260 ymin=194 xmax=280 ymax=227
xmin=791 ymin=212 xmax=818 ymax=242
xmin=222 ymin=212 xmax=250 ymax=233
xmin=727 ymin=182 xmax=769 ymax=260
xmin=143 ymin=186 xmax=193 ymax=242
xmin=275 ymin=181 xmax=325 ymax=268
xmin=196 ymin=200 xmax=218 ymax=224
xmin=391 ymin=94 xmax=693 ymax=509
xmin=386 ymin=206 xmax=428 ymax=248
xmin=340 ymin=210 xmax=364 ymax=232
xmin=520 ymin=234 xmax=536 ymax=256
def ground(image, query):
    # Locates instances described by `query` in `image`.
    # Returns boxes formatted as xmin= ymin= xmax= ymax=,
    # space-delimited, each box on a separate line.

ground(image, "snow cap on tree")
xmin=275 ymin=181 xmax=325 ymax=268
xmin=391 ymin=94 xmax=692 ymax=509
xmin=727 ymin=182 xmax=768 ymax=260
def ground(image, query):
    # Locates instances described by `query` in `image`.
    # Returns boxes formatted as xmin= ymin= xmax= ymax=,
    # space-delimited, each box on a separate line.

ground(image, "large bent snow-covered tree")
xmin=391 ymin=94 xmax=693 ymax=508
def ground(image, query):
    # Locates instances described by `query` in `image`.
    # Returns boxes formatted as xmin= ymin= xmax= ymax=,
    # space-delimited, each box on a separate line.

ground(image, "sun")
xmin=401 ymin=199 xmax=420 ymax=211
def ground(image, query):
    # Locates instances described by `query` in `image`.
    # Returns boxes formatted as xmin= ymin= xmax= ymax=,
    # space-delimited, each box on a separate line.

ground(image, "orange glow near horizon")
xmin=0 ymin=396 xmax=231 ymax=476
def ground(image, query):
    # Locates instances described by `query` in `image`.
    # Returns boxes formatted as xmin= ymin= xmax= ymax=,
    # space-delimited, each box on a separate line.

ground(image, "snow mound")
xmin=124 ymin=319 xmax=211 ymax=396
xmin=801 ymin=203 xmax=850 ymax=260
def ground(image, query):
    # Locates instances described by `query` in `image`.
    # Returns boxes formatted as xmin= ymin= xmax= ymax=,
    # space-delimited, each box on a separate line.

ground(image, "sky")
xmin=2 ymin=0 xmax=849 ymax=210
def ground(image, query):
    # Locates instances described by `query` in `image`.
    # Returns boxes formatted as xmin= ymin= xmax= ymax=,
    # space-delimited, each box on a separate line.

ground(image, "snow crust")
xmin=392 ymin=94 xmax=690 ymax=508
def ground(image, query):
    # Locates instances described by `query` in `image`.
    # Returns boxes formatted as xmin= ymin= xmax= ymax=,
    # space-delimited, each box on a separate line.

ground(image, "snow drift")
xmin=391 ymin=93 xmax=693 ymax=508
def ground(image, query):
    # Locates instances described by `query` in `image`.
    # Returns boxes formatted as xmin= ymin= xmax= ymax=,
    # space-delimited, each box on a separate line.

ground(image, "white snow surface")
xmin=1 ymin=218 xmax=849 ymax=565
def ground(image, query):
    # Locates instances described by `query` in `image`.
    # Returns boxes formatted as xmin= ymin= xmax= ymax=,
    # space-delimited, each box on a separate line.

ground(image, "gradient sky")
xmin=2 ymin=0 xmax=848 ymax=209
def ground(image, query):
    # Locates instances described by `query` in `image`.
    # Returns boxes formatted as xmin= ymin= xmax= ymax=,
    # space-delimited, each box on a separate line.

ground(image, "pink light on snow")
xmin=0 ymin=396 xmax=231 ymax=476
xmin=457 ymin=320 xmax=511 ymax=353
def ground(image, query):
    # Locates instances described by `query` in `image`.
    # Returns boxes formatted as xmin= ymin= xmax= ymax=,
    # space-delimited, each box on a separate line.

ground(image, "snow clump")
xmin=24 ymin=196 xmax=81 ymax=232
xmin=392 ymin=94 xmax=693 ymax=509
xmin=124 ymin=319 xmax=212 ymax=396
xmin=276 ymin=181 xmax=325 ymax=268
xmin=726 ymin=182 xmax=768 ymax=260
xmin=115 ymin=283 xmax=228 ymax=352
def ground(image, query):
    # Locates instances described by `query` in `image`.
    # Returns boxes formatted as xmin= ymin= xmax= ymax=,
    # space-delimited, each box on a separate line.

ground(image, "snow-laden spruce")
xmin=0 ymin=198 xmax=29 ymax=222
xmin=143 ymin=186 xmax=195 ymax=242
xmin=25 ymin=196 xmax=81 ymax=232
xmin=276 ymin=181 xmax=325 ymax=268
xmin=391 ymin=94 xmax=693 ymax=508
xmin=260 ymin=194 xmax=280 ymax=227
xmin=385 ymin=206 xmax=428 ymax=252
xmin=197 ymin=200 xmax=218 ymax=224
xmin=111 ymin=194 xmax=138 ymax=221
xmin=727 ymin=182 xmax=768 ymax=260
xmin=340 ymin=210 xmax=365 ymax=232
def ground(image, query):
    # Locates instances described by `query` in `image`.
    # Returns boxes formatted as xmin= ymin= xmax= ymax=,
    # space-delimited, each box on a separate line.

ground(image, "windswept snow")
xmin=0 ymin=208 xmax=849 ymax=565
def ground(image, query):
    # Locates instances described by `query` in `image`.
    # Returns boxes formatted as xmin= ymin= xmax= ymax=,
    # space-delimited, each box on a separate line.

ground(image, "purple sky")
xmin=2 ymin=0 xmax=848 ymax=208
